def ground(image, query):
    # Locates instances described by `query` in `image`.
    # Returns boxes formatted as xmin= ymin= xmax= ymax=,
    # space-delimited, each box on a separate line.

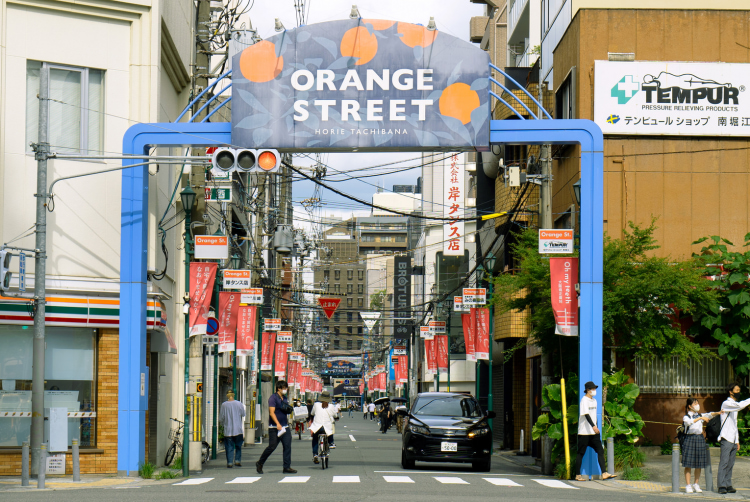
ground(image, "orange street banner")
xmin=218 ymin=292 xmax=240 ymax=353
xmin=189 ymin=262 xmax=217 ymax=336
xmin=550 ymin=257 xmax=579 ymax=336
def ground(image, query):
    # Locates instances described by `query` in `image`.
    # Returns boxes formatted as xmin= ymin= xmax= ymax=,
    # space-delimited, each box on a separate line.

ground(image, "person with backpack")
xmin=681 ymin=398 xmax=723 ymax=493
xmin=717 ymin=383 xmax=750 ymax=494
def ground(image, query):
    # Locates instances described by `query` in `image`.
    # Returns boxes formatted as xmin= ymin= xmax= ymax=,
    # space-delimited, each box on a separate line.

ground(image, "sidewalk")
xmin=0 ymin=470 xmax=185 ymax=492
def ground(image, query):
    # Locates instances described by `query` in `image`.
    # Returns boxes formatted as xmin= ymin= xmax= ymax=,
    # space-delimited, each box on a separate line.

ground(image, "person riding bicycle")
xmin=308 ymin=390 xmax=337 ymax=464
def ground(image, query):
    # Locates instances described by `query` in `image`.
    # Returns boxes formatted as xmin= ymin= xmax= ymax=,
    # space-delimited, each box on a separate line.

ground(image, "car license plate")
xmin=441 ymin=442 xmax=458 ymax=452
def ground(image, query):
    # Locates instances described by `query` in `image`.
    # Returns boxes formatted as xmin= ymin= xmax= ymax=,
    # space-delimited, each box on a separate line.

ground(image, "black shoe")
xmin=313 ymin=456 xmax=319 ymax=464
xmin=256 ymin=461 xmax=263 ymax=474
xmin=719 ymin=487 xmax=727 ymax=494
xmin=227 ymin=464 xmax=233 ymax=468
xmin=234 ymin=462 xmax=242 ymax=467
xmin=727 ymin=486 xmax=737 ymax=493
xmin=283 ymin=468 xmax=298 ymax=473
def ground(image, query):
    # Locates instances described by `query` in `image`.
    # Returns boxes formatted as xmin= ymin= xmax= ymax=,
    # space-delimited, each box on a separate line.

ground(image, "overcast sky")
xmin=241 ymin=0 xmax=486 ymax=226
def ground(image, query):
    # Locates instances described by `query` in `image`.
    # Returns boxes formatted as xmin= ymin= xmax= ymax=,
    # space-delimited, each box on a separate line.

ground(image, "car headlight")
xmin=406 ymin=423 xmax=430 ymax=435
xmin=468 ymin=427 xmax=489 ymax=438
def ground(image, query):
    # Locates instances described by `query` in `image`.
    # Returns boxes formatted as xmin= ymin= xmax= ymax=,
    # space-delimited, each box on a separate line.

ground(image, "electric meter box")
xmin=44 ymin=407 xmax=69 ymax=452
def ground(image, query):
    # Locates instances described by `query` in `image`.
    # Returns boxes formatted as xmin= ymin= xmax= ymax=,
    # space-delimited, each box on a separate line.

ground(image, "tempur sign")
xmin=595 ymin=61 xmax=750 ymax=136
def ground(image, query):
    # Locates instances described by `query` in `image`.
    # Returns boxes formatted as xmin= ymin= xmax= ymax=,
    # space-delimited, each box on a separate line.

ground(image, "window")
xmin=358 ymin=327 xmax=363 ymax=335
xmin=555 ymin=68 xmax=575 ymax=120
xmin=334 ymin=327 xmax=340 ymax=335
xmin=635 ymin=351 xmax=730 ymax=394
xmin=324 ymin=270 xmax=330 ymax=280
xmin=347 ymin=284 xmax=353 ymax=294
xmin=334 ymin=270 xmax=341 ymax=280
xmin=361 ymin=235 xmax=376 ymax=242
xmin=347 ymin=340 xmax=353 ymax=350
xmin=26 ymin=61 xmax=104 ymax=155
xmin=357 ymin=284 xmax=364 ymax=294
xmin=333 ymin=339 xmax=340 ymax=349
xmin=379 ymin=236 xmax=395 ymax=243
xmin=334 ymin=284 xmax=341 ymax=294
xmin=357 ymin=340 xmax=363 ymax=350
xmin=347 ymin=298 xmax=353 ymax=307
xmin=347 ymin=270 xmax=353 ymax=280
xmin=396 ymin=235 xmax=406 ymax=242
xmin=358 ymin=270 xmax=364 ymax=281
xmin=347 ymin=312 xmax=353 ymax=322
xmin=358 ymin=298 xmax=364 ymax=307
xmin=334 ymin=312 xmax=340 ymax=322
xmin=347 ymin=327 xmax=353 ymax=335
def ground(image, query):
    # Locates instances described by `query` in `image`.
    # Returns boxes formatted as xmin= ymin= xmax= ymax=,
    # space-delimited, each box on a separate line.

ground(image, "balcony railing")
xmin=508 ymin=0 xmax=529 ymax=39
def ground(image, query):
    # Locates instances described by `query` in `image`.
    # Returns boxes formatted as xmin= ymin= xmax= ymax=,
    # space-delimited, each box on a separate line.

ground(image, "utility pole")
xmin=30 ymin=64 xmax=49 ymax=476
xmin=540 ymin=144 xmax=553 ymax=391
xmin=253 ymin=173 xmax=266 ymax=436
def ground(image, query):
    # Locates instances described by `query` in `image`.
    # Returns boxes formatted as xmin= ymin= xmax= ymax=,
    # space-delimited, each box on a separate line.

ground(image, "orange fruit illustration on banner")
xmin=362 ymin=19 xmax=395 ymax=31
xmin=239 ymin=40 xmax=284 ymax=82
xmin=340 ymin=26 xmax=378 ymax=65
xmin=439 ymin=83 xmax=480 ymax=125
xmin=397 ymin=22 xmax=438 ymax=48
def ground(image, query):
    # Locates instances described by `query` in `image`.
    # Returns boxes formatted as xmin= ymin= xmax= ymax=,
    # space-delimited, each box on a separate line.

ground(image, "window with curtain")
xmin=26 ymin=61 xmax=104 ymax=155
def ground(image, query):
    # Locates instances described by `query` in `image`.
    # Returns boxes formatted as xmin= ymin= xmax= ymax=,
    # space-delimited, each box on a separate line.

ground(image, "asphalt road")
xmin=9 ymin=414 xmax=681 ymax=501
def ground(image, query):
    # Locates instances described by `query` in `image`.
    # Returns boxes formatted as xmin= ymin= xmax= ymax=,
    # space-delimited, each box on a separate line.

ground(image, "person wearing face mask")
xmin=681 ymin=398 xmax=723 ymax=493
xmin=717 ymin=383 xmax=750 ymax=494
xmin=256 ymin=380 xmax=296 ymax=474
xmin=575 ymin=381 xmax=617 ymax=481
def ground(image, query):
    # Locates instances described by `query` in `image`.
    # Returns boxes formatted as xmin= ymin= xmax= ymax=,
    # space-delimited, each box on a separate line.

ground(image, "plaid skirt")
xmin=681 ymin=434 xmax=709 ymax=468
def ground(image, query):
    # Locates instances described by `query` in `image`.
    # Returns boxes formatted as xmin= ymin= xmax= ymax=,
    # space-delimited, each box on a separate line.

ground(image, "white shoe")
xmin=685 ymin=485 xmax=694 ymax=494
xmin=692 ymin=484 xmax=702 ymax=493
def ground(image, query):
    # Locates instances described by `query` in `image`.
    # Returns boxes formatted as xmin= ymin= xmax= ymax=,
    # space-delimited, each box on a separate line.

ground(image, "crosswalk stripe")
xmin=434 ymin=476 xmax=469 ymax=484
xmin=484 ymin=478 xmax=523 ymax=486
xmin=279 ymin=476 xmax=310 ymax=483
xmin=332 ymin=476 xmax=360 ymax=483
xmin=173 ymin=478 xmax=214 ymax=486
xmin=349 ymin=434 xmax=356 ymax=441
xmin=383 ymin=476 xmax=414 ymax=483
xmin=533 ymin=479 xmax=578 ymax=489
xmin=226 ymin=477 xmax=261 ymax=484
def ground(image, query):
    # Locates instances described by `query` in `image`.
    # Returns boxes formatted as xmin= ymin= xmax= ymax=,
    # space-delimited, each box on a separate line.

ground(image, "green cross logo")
xmin=611 ymin=75 xmax=640 ymax=104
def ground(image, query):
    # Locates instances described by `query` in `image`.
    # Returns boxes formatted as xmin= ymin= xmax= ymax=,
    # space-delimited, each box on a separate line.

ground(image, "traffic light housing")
xmin=0 ymin=250 xmax=12 ymax=292
xmin=211 ymin=148 xmax=280 ymax=174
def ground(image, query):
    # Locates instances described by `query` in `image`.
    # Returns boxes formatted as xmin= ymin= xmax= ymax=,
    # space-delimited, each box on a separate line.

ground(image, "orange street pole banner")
xmin=473 ymin=307 xmax=490 ymax=360
xmin=550 ymin=257 xmax=579 ymax=336
xmin=261 ymin=332 xmax=276 ymax=370
xmin=236 ymin=306 xmax=257 ymax=356
xmin=189 ymin=262 xmax=218 ymax=336
xmin=218 ymin=291 xmax=240 ymax=353
xmin=461 ymin=312 xmax=476 ymax=362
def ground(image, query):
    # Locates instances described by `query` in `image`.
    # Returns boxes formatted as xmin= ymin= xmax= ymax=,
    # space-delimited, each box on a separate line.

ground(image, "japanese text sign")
xmin=236 ymin=306 xmax=257 ymax=356
xmin=217 ymin=292 xmax=240 ymax=353
xmin=539 ymin=229 xmax=574 ymax=254
xmin=473 ymin=307 xmax=490 ymax=360
xmin=194 ymin=235 xmax=228 ymax=260
xmin=550 ymin=257 xmax=579 ymax=336
xmin=241 ymin=288 xmax=264 ymax=304
xmin=223 ymin=269 xmax=251 ymax=289
xmin=462 ymin=288 xmax=486 ymax=306
xmin=264 ymin=318 xmax=281 ymax=331
xmin=189 ymin=262 xmax=217 ymax=336
xmin=443 ymin=153 xmax=465 ymax=256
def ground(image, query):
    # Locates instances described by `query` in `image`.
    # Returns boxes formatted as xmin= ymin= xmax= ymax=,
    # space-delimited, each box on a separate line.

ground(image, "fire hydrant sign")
xmin=194 ymin=235 xmax=229 ymax=259
xmin=241 ymin=288 xmax=264 ymax=304
xmin=223 ymin=269 xmax=251 ymax=289
xmin=538 ymin=229 xmax=574 ymax=254
xmin=264 ymin=318 xmax=281 ymax=331
xmin=462 ymin=288 xmax=486 ymax=306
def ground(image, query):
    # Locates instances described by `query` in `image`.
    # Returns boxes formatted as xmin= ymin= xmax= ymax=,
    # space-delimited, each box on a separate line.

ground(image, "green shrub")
xmin=172 ymin=456 xmax=182 ymax=471
xmin=138 ymin=461 xmax=156 ymax=479
xmin=554 ymin=461 xmax=570 ymax=480
xmin=622 ymin=465 xmax=648 ymax=480
xmin=660 ymin=436 xmax=674 ymax=455
xmin=614 ymin=441 xmax=645 ymax=471
xmin=157 ymin=470 xmax=180 ymax=479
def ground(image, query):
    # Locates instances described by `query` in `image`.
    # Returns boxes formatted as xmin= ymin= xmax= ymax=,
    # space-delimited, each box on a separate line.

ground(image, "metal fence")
xmin=635 ymin=351 xmax=731 ymax=394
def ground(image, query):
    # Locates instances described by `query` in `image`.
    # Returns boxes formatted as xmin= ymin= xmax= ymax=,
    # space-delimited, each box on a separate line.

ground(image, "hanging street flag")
xmin=189 ymin=262 xmax=218 ymax=336
xmin=550 ymin=257 xmax=579 ymax=336
xmin=435 ymin=334 xmax=449 ymax=372
xmin=261 ymin=332 xmax=276 ymax=370
xmin=398 ymin=355 xmax=408 ymax=384
xmin=319 ymin=297 xmax=342 ymax=320
xmin=461 ymin=312 xmax=476 ymax=362
xmin=236 ymin=306 xmax=257 ymax=356
xmin=473 ymin=307 xmax=490 ymax=360
xmin=443 ymin=153 xmax=465 ymax=256
xmin=359 ymin=311 xmax=381 ymax=331
xmin=275 ymin=342 xmax=289 ymax=377
xmin=425 ymin=338 xmax=437 ymax=375
xmin=217 ymin=291 xmax=240 ymax=353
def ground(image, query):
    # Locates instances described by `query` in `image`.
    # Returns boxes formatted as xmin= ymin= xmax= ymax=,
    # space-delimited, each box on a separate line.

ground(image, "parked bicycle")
xmin=165 ymin=418 xmax=210 ymax=466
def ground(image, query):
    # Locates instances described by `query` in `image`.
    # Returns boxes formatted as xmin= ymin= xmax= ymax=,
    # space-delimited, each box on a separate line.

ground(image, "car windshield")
xmin=413 ymin=396 xmax=482 ymax=417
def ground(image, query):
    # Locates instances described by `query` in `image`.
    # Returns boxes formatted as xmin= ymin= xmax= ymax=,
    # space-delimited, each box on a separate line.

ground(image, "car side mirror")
xmin=486 ymin=410 xmax=496 ymax=419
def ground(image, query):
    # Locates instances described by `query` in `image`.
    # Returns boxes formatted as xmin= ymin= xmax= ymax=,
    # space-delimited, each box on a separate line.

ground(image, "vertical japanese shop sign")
xmin=424 ymin=338 xmax=437 ymax=375
xmin=461 ymin=312 xmax=476 ymax=362
xmin=275 ymin=342 xmax=289 ymax=377
xmin=550 ymin=257 xmax=579 ymax=336
xmin=398 ymin=355 xmax=408 ymax=383
xmin=217 ymin=292 xmax=240 ymax=353
xmin=435 ymin=334 xmax=449 ymax=372
xmin=236 ymin=306 xmax=257 ymax=356
xmin=473 ymin=307 xmax=490 ymax=360
xmin=261 ymin=332 xmax=276 ymax=370
xmin=189 ymin=262 xmax=218 ymax=336
xmin=393 ymin=255 xmax=411 ymax=337
xmin=443 ymin=153 xmax=464 ymax=256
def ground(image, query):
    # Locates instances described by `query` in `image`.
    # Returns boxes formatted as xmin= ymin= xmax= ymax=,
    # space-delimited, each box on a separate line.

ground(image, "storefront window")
xmin=0 ymin=326 xmax=97 ymax=448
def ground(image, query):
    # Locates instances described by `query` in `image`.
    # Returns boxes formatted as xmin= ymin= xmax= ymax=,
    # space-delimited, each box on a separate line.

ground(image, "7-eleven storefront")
xmin=0 ymin=294 xmax=175 ymax=474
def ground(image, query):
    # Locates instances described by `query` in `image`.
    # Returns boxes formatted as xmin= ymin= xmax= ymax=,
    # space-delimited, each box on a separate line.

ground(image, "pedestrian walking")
xmin=308 ymin=391 xmax=337 ymax=464
xmin=256 ymin=380 xmax=297 ymax=474
xmin=575 ymin=381 xmax=617 ymax=481
xmin=348 ymin=402 xmax=354 ymax=418
xmin=363 ymin=401 xmax=369 ymax=420
xmin=717 ymin=383 xmax=750 ymax=494
xmin=681 ymin=398 xmax=723 ymax=493
xmin=380 ymin=402 xmax=391 ymax=434
xmin=368 ymin=401 xmax=375 ymax=420
xmin=219 ymin=391 xmax=245 ymax=468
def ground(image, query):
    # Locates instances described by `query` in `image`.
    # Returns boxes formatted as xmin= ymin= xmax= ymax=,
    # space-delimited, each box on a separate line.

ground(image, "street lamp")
xmin=483 ymin=251 xmax=497 ymax=433
xmin=485 ymin=252 xmax=497 ymax=273
xmin=180 ymin=184 xmax=196 ymax=478
xmin=573 ymin=179 xmax=581 ymax=206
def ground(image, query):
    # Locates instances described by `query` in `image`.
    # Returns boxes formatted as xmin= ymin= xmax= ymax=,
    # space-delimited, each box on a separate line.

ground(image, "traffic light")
xmin=0 ymin=250 xmax=12 ymax=292
xmin=211 ymin=148 xmax=280 ymax=174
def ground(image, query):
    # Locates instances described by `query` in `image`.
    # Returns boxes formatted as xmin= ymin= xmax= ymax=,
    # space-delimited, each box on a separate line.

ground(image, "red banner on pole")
xmin=236 ymin=306 xmax=256 ymax=356
xmin=218 ymin=291 xmax=240 ymax=353
xmin=461 ymin=312 xmax=476 ymax=362
xmin=425 ymin=338 xmax=437 ymax=375
xmin=398 ymin=355 xmax=408 ymax=383
xmin=473 ymin=307 xmax=490 ymax=360
xmin=189 ymin=262 xmax=218 ymax=336
xmin=436 ymin=334 xmax=449 ymax=372
xmin=261 ymin=332 xmax=275 ymax=370
xmin=550 ymin=257 xmax=579 ymax=336
xmin=287 ymin=360 xmax=297 ymax=385
xmin=275 ymin=342 xmax=288 ymax=377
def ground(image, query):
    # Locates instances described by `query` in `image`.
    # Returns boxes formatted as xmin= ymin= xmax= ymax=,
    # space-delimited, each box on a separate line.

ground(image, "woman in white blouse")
xmin=681 ymin=398 xmax=723 ymax=493
xmin=308 ymin=391 xmax=337 ymax=464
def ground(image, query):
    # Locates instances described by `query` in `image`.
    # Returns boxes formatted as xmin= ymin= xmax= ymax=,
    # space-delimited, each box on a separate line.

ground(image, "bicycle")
xmin=317 ymin=433 xmax=330 ymax=470
xmin=165 ymin=418 xmax=210 ymax=466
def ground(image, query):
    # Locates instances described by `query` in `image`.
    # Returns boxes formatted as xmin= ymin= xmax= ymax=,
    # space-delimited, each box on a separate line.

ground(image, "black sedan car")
xmin=399 ymin=392 xmax=495 ymax=471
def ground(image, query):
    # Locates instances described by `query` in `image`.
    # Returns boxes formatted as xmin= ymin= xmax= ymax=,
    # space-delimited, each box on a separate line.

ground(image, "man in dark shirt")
xmin=256 ymin=380 xmax=296 ymax=474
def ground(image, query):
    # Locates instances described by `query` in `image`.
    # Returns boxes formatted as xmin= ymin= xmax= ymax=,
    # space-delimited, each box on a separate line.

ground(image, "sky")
xmin=240 ymin=0 xmax=487 ymax=227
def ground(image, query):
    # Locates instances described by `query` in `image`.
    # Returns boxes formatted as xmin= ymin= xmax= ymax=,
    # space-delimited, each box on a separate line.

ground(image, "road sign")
xmin=539 ymin=229 xmax=574 ymax=254
xmin=264 ymin=318 xmax=281 ymax=331
xmin=206 ymin=316 xmax=219 ymax=336
xmin=463 ymin=288 xmax=487 ymax=306
xmin=205 ymin=186 xmax=231 ymax=202
xmin=203 ymin=335 xmax=218 ymax=345
xmin=319 ymin=298 xmax=341 ymax=320
xmin=223 ymin=269 xmax=251 ymax=289
xmin=194 ymin=235 xmax=228 ymax=260
xmin=428 ymin=320 xmax=446 ymax=334
xmin=18 ymin=252 xmax=25 ymax=292
xmin=241 ymin=288 xmax=263 ymax=304
xmin=360 ymin=311 xmax=381 ymax=330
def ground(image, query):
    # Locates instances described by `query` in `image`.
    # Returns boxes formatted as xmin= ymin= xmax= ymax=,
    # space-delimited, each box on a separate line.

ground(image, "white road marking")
xmin=484 ymin=478 xmax=523 ymax=486
xmin=226 ymin=477 xmax=261 ymax=484
xmin=173 ymin=478 xmax=214 ymax=485
xmin=434 ymin=476 xmax=469 ymax=484
xmin=383 ymin=476 xmax=414 ymax=483
xmin=279 ymin=476 xmax=310 ymax=483
xmin=332 ymin=476 xmax=360 ymax=483
xmin=375 ymin=470 xmax=532 ymax=477
xmin=349 ymin=434 xmax=356 ymax=441
xmin=533 ymin=479 xmax=578 ymax=489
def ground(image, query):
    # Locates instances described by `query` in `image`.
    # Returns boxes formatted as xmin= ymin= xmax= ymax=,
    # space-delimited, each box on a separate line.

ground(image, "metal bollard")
xmin=37 ymin=443 xmax=46 ymax=489
xmin=704 ymin=445 xmax=713 ymax=492
xmin=21 ymin=441 xmax=29 ymax=487
xmin=72 ymin=439 xmax=80 ymax=482
xmin=672 ymin=443 xmax=680 ymax=493
xmin=519 ymin=430 xmax=525 ymax=454
xmin=607 ymin=437 xmax=615 ymax=475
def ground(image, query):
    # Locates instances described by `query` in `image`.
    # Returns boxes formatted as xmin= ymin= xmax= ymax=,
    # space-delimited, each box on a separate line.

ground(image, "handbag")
xmin=277 ymin=399 xmax=294 ymax=415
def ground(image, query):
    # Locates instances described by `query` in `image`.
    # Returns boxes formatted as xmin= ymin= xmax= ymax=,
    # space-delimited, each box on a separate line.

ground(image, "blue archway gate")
xmin=117 ymin=19 xmax=603 ymax=477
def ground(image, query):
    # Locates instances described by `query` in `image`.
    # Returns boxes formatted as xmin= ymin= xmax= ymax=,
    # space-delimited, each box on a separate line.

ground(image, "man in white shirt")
xmin=717 ymin=383 xmax=750 ymax=494
xmin=219 ymin=391 xmax=245 ymax=468
xmin=368 ymin=401 xmax=375 ymax=420
xmin=575 ymin=381 xmax=616 ymax=481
